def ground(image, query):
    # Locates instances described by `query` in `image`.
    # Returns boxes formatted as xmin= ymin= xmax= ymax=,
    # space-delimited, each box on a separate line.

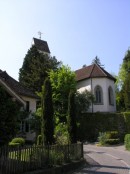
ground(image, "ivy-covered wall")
xmin=77 ymin=112 xmax=130 ymax=142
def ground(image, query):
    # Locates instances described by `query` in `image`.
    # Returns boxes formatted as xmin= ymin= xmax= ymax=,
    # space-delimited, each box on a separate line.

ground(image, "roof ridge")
xmin=89 ymin=64 xmax=95 ymax=77
xmin=95 ymin=64 xmax=107 ymax=76
xmin=75 ymin=64 xmax=92 ymax=72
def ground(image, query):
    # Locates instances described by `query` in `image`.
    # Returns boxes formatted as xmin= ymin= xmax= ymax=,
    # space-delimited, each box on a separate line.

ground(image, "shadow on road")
xmin=73 ymin=155 xmax=129 ymax=174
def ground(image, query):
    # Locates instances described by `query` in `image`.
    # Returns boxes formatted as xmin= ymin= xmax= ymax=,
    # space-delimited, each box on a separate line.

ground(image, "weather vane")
xmin=38 ymin=31 xmax=43 ymax=39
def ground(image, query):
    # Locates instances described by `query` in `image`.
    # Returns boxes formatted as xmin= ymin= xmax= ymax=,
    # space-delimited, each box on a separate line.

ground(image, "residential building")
xmin=0 ymin=70 xmax=39 ymax=141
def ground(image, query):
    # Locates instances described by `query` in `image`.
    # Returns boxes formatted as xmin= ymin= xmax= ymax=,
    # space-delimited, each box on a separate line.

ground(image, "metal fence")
xmin=0 ymin=143 xmax=83 ymax=174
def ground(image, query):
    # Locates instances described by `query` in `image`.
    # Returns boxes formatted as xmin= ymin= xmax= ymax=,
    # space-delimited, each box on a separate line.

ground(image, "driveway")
xmin=73 ymin=143 xmax=130 ymax=174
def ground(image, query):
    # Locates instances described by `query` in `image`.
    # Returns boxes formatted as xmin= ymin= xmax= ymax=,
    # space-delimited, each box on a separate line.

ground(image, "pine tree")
xmin=41 ymin=78 xmax=54 ymax=145
xmin=19 ymin=45 xmax=60 ymax=92
xmin=91 ymin=56 xmax=104 ymax=68
xmin=67 ymin=90 xmax=77 ymax=143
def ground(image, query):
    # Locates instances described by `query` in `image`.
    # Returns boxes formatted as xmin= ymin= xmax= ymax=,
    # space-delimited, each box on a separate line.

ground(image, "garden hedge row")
xmin=77 ymin=112 xmax=130 ymax=142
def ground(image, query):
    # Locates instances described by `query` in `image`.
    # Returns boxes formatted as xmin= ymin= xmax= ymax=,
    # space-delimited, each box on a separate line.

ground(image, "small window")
xmin=94 ymin=85 xmax=103 ymax=104
xmin=26 ymin=101 xmax=30 ymax=112
xmin=108 ymin=86 xmax=114 ymax=105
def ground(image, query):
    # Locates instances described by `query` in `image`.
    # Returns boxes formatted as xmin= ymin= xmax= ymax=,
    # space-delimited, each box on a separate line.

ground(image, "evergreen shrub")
xmin=37 ymin=135 xmax=42 ymax=145
xmin=123 ymin=112 xmax=130 ymax=133
xmin=10 ymin=137 xmax=25 ymax=146
xmin=124 ymin=134 xmax=130 ymax=150
xmin=9 ymin=142 xmax=20 ymax=147
xmin=105 ymin=139 xmax=120 ymax=145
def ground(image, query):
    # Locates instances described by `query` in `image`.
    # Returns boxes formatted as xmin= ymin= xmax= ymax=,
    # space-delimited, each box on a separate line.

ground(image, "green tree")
xmin=92 ymin=56 xmax=104 ymax=68
xmin=67 ymin=90 xmax=77 ymax=143
xmin=49 ymin=65 xmax=76 ymax=123
xmin=116 ymin=49 xmax=130 ymax=111
xmin=41 ymin=78 xmax=54 ymax=145
xmin=19 ymin=45 xmax=61 ymax=92
xmin=75 ymin=90 xmax=94 ymax=114
xmin=0 ymin=86 xmax=20 ymax=146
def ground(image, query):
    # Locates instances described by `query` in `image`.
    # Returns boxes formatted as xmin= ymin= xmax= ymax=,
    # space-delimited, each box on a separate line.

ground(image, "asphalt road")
xmin=73 ymin=143 xmax=130 ymax=174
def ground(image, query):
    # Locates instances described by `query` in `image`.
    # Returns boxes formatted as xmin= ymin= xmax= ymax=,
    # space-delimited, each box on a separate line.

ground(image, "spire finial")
xmin=38 ymin=31 xmax=42 ymax=39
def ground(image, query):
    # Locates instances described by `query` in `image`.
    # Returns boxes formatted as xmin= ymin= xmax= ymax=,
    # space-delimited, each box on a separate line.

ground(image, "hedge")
xmin=77 ymin=112 xmax=127 ymax=142
xmin=124 ymin=134 xmax=130 ymax=150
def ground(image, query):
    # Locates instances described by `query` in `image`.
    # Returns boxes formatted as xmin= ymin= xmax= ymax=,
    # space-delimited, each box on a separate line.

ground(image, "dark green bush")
xmin=98 ymin=131 xmax=120 ymax=145
xmin=10 ymin=137 xmax=25 ymax=146
xmin=124 ymin=134 xmax=130 ymax=150
xmin=37 ymin=135 xmax=42 ymax=145
xmin=105 ymin=139 xmax=120 ymax=145
xmin=77 ymin=113 xmax=125 ymax=142
xmin=9 ymin=142 xmax=20 ymax=147
xmin=123 ymin=112 xmax=130 ymax=133
xmin=106 ymin=131 xmax=119 ymax=139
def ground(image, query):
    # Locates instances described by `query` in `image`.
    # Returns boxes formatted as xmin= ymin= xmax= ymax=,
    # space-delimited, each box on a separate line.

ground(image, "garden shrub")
xmin=9 ymin=142 xmax=20 ymax=147
xmin=106 ymin=131 xmax=119 ymax=139
xmin=105 ymin=138 xmax=120 ymax=145
xmin=124 ymin=134 xmax=130 ymax=150
xmin=37 ymin=135 xmax=42 ymax=145
xmin=98 ymin=132 xmax=108 ymax=145
xmin=123 ymin=112 xmax=130 ymax=133
xmin=98 ymin=131 xmax=120 ymax=145
xmin=50 ymin=150 xmax=64 ymax=165
xmin=10 ymin=137 xmax=25 ymax=146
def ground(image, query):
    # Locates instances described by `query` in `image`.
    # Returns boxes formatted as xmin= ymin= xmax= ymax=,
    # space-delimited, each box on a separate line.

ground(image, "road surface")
xmin=74 ymin=143 xmax=130 ymax=174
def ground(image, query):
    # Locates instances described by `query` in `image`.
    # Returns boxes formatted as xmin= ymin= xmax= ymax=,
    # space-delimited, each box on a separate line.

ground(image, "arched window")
xmin=94 ymin=85 xmax=103 ymax=104
xmin=108 ymin=86 xmax=114 ymax=105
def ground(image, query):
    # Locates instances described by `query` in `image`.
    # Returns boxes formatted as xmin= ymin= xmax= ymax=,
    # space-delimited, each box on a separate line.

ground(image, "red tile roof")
xmin=0 ymin=70 xmax=38 ymax=98
xmin=33 ymin=38 xmax=50 ymax=53
xmin=75 ymin=64 xmax=116 ymax=82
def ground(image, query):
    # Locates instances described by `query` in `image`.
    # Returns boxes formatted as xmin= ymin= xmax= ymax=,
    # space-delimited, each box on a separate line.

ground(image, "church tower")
xmin=32 ymin=37 xmax=50 ymax=56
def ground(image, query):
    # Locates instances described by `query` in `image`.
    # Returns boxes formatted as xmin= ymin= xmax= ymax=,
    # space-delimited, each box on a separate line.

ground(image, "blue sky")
xmin=0 ymin=0 xmax=130 ymax=80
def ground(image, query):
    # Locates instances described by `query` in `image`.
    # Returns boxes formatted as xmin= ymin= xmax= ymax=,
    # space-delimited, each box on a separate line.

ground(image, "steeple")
xmin=32 ymin=37 xmax=50 ymax=55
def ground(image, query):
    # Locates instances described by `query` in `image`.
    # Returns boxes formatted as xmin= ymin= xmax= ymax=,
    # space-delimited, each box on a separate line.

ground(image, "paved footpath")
xmin=73 ymin=143 xmax=130 ymax=174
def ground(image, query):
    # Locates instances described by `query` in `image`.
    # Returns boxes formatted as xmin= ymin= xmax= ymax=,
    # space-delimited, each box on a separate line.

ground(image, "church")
xmin=75 ymin=64 xmax=116 ymax=112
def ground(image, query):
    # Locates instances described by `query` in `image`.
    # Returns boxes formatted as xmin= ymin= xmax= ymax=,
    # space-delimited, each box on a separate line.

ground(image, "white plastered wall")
xmin=20 ymin=96 xmax=37 ymax=113
xmin=76 ymin=77 xmax=116 ymax=113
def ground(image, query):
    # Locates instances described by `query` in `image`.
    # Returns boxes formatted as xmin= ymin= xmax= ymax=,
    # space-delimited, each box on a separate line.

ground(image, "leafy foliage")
xmin=41 ymin=78 xmax=54 ymax=145
xmin=124 ymin=134 xmax=130 ymax=150
xmin=98 ymin=131 xmax=119 ymax=145
xmin=0 ymin=86 xmax=20 ymax=146
xmin=19 ymin=45 xmax=61 ymax=92
xmin=116 ymin=49 xmax=130 ymax=111
xmin=9 ymin=137 xmax=25 ymax=146
xmin=75 ymin=90 xmax=94 ymax=113
xmin=98 ymin=132 xmax=108 ymax=145
xmin=49 ymin=65 xmax=76 ymax=123
xmin=37 ymin=135 xmax=42 ymax=145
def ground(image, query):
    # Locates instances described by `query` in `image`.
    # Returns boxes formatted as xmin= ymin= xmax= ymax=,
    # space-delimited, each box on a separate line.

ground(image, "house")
xmin=75 ymin=64 xmax=116 ymax=113
xmin=0 ymin=70 xmax=39 ymax=141
xmin=32 ymin=37 xmax=50 ymax=55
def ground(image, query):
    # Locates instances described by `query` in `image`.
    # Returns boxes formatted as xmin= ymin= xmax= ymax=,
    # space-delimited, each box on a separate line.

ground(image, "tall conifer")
xmin=67 ymin=90 xmax=77 ymax=143
xmin=41 ymin=78 xmax=54 ymax=145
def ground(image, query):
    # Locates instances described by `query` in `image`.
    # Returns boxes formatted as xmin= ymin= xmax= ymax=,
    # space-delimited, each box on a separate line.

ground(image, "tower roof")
xmin=33 ymin=37 xmax=50 ymax=53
